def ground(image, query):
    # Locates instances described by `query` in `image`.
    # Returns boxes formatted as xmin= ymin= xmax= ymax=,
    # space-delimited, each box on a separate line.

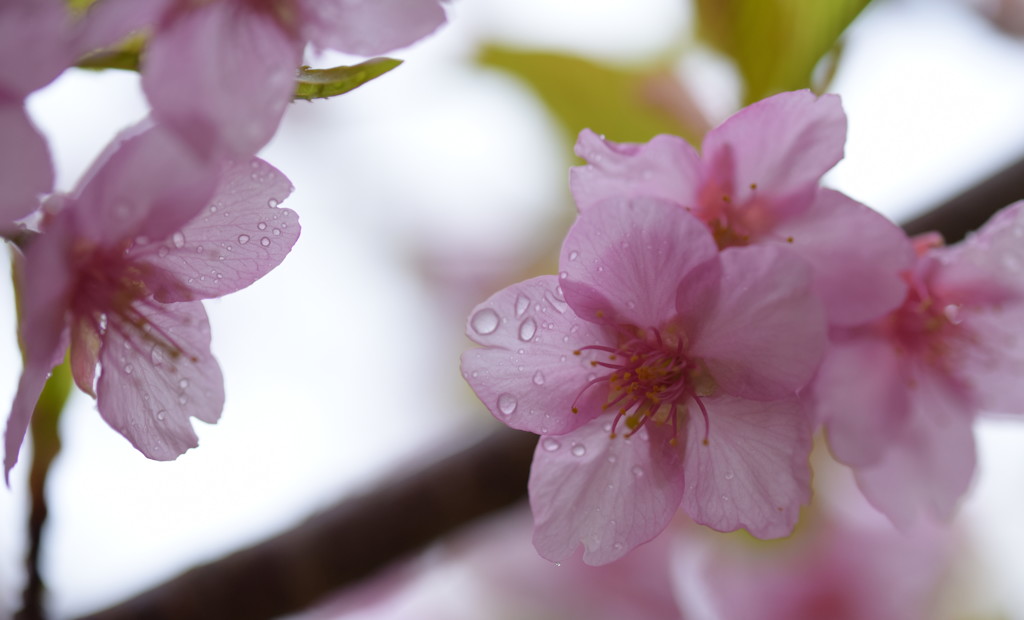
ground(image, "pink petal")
xmin=569 ymin=129 xmax=701 ymax=212
xmin=700 ymin=90 xmax=845 ymax=213
xmin=0 ymin=0 xmax=74 ymax=96
xmin=0 ymin=104 xmax=52 ymax=230
xmin=854 ymin=367 xmax=976 ymax=528
xmin=813 ymin=334 xmax=911 ymax=467
xmin=933 ymin=201 xmax=1024 ymax=304
xmin=529 ymin=414 xmax=685 ymax=565
xmin=96 ymin=300 xmax=224 ymax=460
xmin=681 ymin=394 xmax=812 ymax=538
xmin=461 ymin=276 xmax=612 ymax=435
xmin=560 ymin=198 xmax=719 ymax=328
xmin=77 ymin=0 xmax=172 ymax=56
xmin=143 ymin=2 xmax=301 ymax=158
xmin=133 ymin=158 xmax=299 ymax=302
xmin=72 ymin=123 xmax=219 ymax=246
xmin=301 ymin=0 xmax=447 ymax=56
xmin=4 ymin=218 xmax=76 ymax=480
xmin=690 ymin=244 xmax=826 ymax=399
xmin=774 ymin=190 xmax=913 ymax=326
xmin=957 ymin=305 xmax=1024 ymax=414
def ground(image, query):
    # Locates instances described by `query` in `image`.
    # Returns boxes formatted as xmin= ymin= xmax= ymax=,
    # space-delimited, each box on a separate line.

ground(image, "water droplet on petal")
xmin=721 ymin=495 xmax=730 ymax=502
xmin=272 ymin=228 xmax=281 ymax=236
xmin=542 ymin=438 xmax=561 ymax=452
xmin=257 ymin=222 xmax=267 ymax=231
xmin=179 ymin=378 xmax=189 ymax=389
xmin=568 ymin=250 xmax=579 ymax=261
xmin=514 ymin=295 xmax=530 ymax=318
xmin=559 ymin=271 xmax=568 ymax=280
xmin=532 ymin=370 xmax=545 ymax=386
xmin=156 ymin=411 xmax=166 ymax=421
xmin=172 ymin=232 xmax=185 ymax=248
xmin=157 ymin=246 xmax=169 ymax=258
xmin=632 ymin=466 xmax=644 ymax=477
xmin=268 ymin=198 xmax=279 ymax=208
xmin=124 ymin=364 xmax=133 ymax=374
xmin=470 ymin=308 xmax=500 ymax=335
xmin=178 ymin=395 xmax=188 ymax=405
xmin=571 ymin=443 xmax=587 ymax=457
xmin=518 ymin=317 xmax=537 ymax=342
xmin=724 ymin=471 xmax=734 ymax=480
xmin=238 ymin=234 xmax=250 ymax=245
xmin=497 ymin=393 xmax=518 ymax=415
xmin=260 ymin=237 xmax=271 ymax=247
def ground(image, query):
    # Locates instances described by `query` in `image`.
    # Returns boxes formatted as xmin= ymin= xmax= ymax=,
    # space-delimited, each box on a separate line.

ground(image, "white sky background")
xmin=2 ymin=0 xmax=1024 ymax=616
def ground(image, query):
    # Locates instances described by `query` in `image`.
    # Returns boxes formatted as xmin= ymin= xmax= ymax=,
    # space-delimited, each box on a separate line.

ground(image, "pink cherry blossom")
xmin=812 ymin=202 xmax=1024 ymax=527
xmin=462 ymin=198 xmax=826 ymax=564
xmin=81 ymin=0 xmax=448 ymax=158
xmin=0 ymin=0 xmax=77 ymax=232
xmin=3 ymin=123 xmax=300 ymax=480
xmin=570 ymin=89 xmax=914 ymax=327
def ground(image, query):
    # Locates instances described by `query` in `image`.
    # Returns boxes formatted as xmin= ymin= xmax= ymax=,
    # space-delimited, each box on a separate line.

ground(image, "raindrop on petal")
xmin=571 ymin=443 xmax=587 ymax=457
xmin=497 ymin=393 xmax=518 ymax=415
xmin=179 ymin=378 xmax=189 ymax=389
xmin=518 ymin=317 xmax=537 ymax=342
xmin=542 ymin=438 xmax=561 ymax=452
xmin=568 ymin=250 xmax=579 ymax=261
xmin=260 ymin=237 xmax=271 ymax=247
xmin=470 ymin=308 xmax=500 ymax=335
xmin=514 ymin=295 xmax=530 ymax=318
xmin=238 ymin=234 xmax=250 ymax=245
xmin=171 ymin=232 xmax=185 ymax=248
xmin=257 ymin=222 xmax=267 ymax=231
xmin=532 ymin=370 xmax=545 ymax=386
xmin=156 ymin=411 xmax=166 ymax=421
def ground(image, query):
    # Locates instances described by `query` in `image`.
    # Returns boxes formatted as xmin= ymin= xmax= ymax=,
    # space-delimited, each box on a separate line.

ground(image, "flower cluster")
xmin=462 ymin=89 xmax=1024 ymax=564
xmin=2 ymin=0 xmax=447 ymax=479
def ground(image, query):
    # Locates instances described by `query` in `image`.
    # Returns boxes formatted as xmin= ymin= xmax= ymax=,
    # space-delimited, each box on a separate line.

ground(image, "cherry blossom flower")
xmin=812 ymin=202 xmax=1024 ymax=527
xmin=81 ymin=0 xmax=448 ymax=158
xmin=3 ymin=123 xmax=300 ymax=480
xmin=0 ymin=0 xmax=77 ymax=232
xmin=461 ymin=198 xmax=826 ymax=564
xmin=570 ymin=89 xmax=913 ymax=327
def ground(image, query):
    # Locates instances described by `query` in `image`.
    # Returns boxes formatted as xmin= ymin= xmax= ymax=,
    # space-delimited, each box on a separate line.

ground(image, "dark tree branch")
xmin=74 ymin=152 xmax=1024 ymax=620
xmin=78 ymin=427 xmax=536 ymax=620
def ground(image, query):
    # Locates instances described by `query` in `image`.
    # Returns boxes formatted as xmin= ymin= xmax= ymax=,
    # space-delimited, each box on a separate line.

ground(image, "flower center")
xmin=572 ymin=327 xmax=715 ymax=443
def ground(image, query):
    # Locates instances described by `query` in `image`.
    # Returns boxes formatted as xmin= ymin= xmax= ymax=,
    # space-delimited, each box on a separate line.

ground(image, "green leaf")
xmin=75 ymin=34 xmax=144 ymax=72
xmin=479 ymin=46 xmax=704 ymax=146
xmin=695 ymin=0 xmax=872 ymax=103
xmin=294 ymin=58 xmax=403 ymax=101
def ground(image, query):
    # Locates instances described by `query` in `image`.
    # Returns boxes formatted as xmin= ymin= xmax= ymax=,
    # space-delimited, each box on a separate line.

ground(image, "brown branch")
xmin=74 ymin=152 xmax=1024 ymax=620
xmin=77 ymin=427 xmax=536 ymax=620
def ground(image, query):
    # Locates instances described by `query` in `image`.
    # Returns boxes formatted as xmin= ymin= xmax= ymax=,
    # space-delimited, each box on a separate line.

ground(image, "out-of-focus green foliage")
xmin=480 ymin=46 xmax=705 ymax=147
xmin=76 ymin=35 xmax=144 ymax=72
xmin=294 ymin=58 xmax=403 ymax=101
xmin=66 ymin=0 xmax=98 ymax=13
xmin=695 ymin=0 xmax=872 ymax=103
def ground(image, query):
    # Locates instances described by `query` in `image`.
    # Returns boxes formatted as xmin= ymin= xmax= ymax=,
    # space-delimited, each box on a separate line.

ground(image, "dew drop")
xmin=179 ymin=378 xmax=189 ymax=389
xmin=209 ymin=205 xmax=218 ymax=214
xmin=607 ymin=455 xmax=617 ymax=464
xmin=559 ymin=271 xmax=568 ymax=280
xmin=272 ymin=228 xmax=281 ymax=236
xmin=257 ymin=222 xmax=267 ymax=231
xmin=532 ymin=370 xmax=545 ymax=386
xmin=470 ymin=308 xmax=500 ymax=335
xmin=157 ymin=247 xmax=169 ymax=258
xmin=571 ymin=443 xmax=587 ymax=457
xmin=632 ymin=466 xmax=644 ymax=477
xmin=568 ymin=250 xmax=579 ymax=261
xmin=124 ymin=364 xmax=133 ymax=375
xmin=721 ymin=495 xmax=730 ymax=502
xmin=724 ymin=471 xmax=734 ymax=480
xmin=518 ymin=317 xmax=537 ymax=342
xmin=514 ymin=295 xmax=530 ymax=318
xmin=542 ymin=438 xmax=561 ymax=452
xmin=238 ymin=234 xmax=250 ymax=245
xmin=178 ymin=395 xmax=188 ymax=405
xmin=171 ymin=232 xmax=185 ymax=248
xmin=156 ymin=411 xmax=166 ymax=421
xmin=497 ymin=393 xmax=518 ymax=415
xmin=260 ymin=237 xmax=271 ymax=247
xmin=268 ymin=198 xmax=279 ymax=208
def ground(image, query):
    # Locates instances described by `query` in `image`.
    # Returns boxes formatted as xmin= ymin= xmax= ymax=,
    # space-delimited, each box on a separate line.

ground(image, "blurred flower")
xmin=0 ymin=0 xmax=77 ymax=232
xmin=462 ymin=198 xmax=825 ymax=564
xmin=812 ymin=202 xmax=1024 ymax=527
xmin=570 ymin=89 xmax=913 ymax=327
xmin=81 ymin=0 xmax=449 ymax=158
xmin=4 ymin=123 xmax=300 ymax=480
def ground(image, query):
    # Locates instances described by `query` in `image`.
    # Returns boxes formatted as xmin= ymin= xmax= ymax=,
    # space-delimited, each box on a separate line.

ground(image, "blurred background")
xmin=4 ymin=0 xmax=1024 ymax=617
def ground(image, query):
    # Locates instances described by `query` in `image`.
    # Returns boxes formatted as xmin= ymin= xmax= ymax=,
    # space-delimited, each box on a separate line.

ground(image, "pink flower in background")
xmin=3 ymin=123 xmax=301 ymax=480
xmin=812 ymin=202 xmax=1024 ymax=527
xmin=462 ymin=198 xmax=826 ymax=564
xmin=82 ymin=0 xmax=448 ymax=158
xmin=570 ymin=89 xmax=913 ymax=327
xmin=0 ymin=0 xmax=77 ymax=231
